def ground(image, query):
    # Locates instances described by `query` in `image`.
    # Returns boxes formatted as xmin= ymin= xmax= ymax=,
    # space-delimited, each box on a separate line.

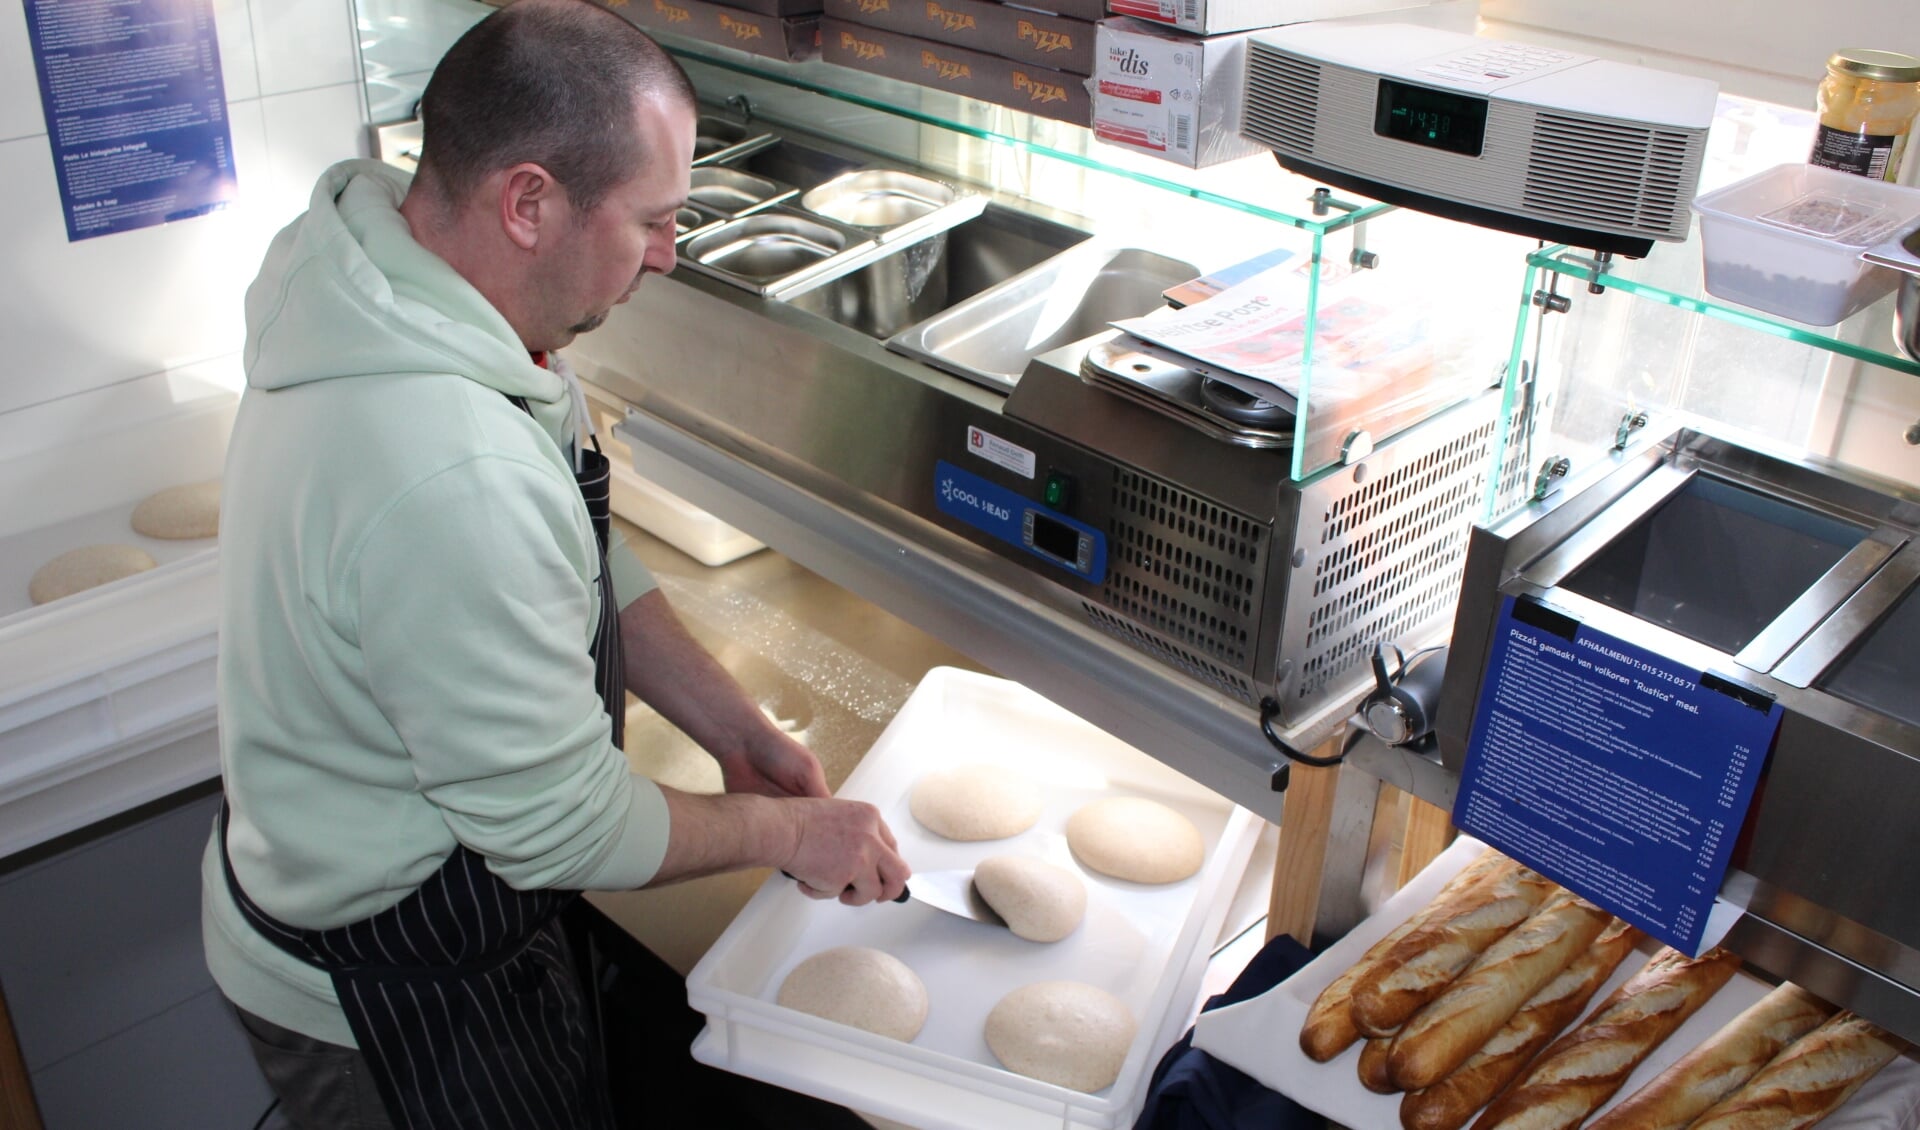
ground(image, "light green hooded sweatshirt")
xmin=202 ymin=159 xmax=668 ymax=1046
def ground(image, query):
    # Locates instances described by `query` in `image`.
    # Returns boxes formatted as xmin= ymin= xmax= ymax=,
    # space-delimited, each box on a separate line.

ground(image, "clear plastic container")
xmin=1691 ymin=162 xmax=1920 ymax=325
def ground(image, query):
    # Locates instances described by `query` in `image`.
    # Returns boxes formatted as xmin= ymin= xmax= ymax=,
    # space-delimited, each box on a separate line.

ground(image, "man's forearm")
xmin=648 ymin=786 xmax=797 ymax=886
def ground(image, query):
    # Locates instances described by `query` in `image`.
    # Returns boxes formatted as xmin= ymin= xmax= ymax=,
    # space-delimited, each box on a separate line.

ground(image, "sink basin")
xmin=887 ymin=244 xmax=1198 ymax=391
xmin=783 ymin=205 xmax=1087 ymax=340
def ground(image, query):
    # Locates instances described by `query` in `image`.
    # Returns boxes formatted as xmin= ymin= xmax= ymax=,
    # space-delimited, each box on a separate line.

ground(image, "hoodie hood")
xmin=243 ymin=160 xmax=569 ymax=437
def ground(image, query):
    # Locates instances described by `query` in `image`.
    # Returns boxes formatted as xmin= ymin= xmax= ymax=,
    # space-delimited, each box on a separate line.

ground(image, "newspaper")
xmin=1112 ymin=262 xmax=1441 ymax=406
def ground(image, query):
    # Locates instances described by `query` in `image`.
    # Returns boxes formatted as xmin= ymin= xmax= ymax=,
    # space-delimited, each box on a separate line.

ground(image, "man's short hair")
xmin=415 ymin=0 xmax=696 ymax=215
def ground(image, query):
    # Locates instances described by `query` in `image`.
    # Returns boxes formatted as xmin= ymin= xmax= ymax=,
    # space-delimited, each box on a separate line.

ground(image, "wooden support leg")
xmin=0 ymin=978 xmax=43 ymax=1130
xmin=1266 ymin=758 xmax=1340 ymax=946
xmin=1397 ymin=795 xmax=1457 ymax=890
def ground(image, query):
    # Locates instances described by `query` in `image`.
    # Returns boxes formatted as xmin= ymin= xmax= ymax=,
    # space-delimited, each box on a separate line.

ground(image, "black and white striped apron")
xmin=220 ymin=408 xmax=627 ymax=1129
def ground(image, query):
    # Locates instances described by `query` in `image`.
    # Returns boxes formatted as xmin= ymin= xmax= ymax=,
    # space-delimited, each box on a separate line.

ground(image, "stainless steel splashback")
xmin=1438 ymin=427 xmax=1920 ymax=1040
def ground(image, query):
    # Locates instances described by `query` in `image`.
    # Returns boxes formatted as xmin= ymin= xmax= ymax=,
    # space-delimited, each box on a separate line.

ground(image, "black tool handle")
xmin=782 ymin=871 xmax=910 ymax=903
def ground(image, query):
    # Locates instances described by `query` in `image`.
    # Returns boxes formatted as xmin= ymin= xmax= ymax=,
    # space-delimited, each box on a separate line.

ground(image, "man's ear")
xmin=498 ymin=163 xmax=565 ymax=251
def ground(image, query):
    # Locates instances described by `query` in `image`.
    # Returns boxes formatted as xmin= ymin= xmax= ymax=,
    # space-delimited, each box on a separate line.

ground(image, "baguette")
xmin=1585 ymin=982 xmax=1834 ymax=1130
xmin=1351 ymin=863 xmax=1558 ymax=1037
xmin=1686 ymin=1011 xmax=1908 ymax=1130
xmin=1469 ymin=946 xmax=1742 ymax=1130
xmin=1399 ymin=919 xmax=1639 ymax=1130
xmin=1360 ymin=1035 xmax=1401 ymax=1094
xmin=1388 ymin=890 xmax=1615 ymax=1090
xmin=1301 ymin=848 xmax=1513 ymax=1061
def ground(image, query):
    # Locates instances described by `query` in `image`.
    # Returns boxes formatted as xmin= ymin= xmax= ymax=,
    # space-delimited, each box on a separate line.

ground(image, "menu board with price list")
xmin=1452 ymin=595 xmax=1782 ymax=955
xmin=24 ymin=0 xmax=237 ymax=242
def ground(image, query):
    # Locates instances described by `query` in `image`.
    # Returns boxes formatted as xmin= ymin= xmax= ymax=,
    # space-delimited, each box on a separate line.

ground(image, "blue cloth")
xmin=1133 ymin=933 xmax=1323 ymax=1130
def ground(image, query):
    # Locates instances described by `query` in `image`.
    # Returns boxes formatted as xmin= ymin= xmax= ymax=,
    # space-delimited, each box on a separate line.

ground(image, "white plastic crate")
xmin=0 ymin=362 xmax=237 ymax=855
xmin=686 ymin=667 xmax=1261 ymax=1130
xmin=1692 ymin=162 xmax=1920 ymax=325
xmin=586 ymin=394 xmax=765 ymax=567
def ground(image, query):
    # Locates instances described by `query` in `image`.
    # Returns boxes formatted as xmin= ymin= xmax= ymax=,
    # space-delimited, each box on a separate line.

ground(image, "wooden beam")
xmin=1265 ymin=733 xmax=1347 ymax=945
xmin=1397 ymin=795 xmax=1457 ymax=890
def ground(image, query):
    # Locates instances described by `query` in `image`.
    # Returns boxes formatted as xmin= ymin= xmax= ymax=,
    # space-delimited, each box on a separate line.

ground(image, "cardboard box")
xmin=1091 ymin=17 xmax=1267 ymax=168
xmin=611 ymin=0 xmax=821 ymax=61
xmin=1102 ymin=0 xmax=1425 ymax=37
xmin=821 ymin=0 xmax=1094 ymax=75
xmin=707 ymin=0 xmax=824 ymax=15
xmin=820 ymin=19 xmax=1090 ymax=126
xmin=1010 ymin=0 xmax=1105 ymax=22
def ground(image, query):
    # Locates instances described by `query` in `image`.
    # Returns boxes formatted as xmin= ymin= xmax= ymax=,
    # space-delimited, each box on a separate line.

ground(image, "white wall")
xmin=0 ymin=0 xmax=369 ymax=422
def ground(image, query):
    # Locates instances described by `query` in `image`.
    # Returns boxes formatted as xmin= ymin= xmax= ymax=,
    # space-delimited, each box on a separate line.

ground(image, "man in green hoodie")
xmin=203 ymin=2 xmax=909 ymax=1126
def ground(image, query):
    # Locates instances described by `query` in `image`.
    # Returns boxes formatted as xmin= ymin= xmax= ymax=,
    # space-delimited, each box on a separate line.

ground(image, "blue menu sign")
xmin=24 ymin=0 xmax=237 ymax=242
xmin=1453 ymin=595 xmax=1782 ymax=955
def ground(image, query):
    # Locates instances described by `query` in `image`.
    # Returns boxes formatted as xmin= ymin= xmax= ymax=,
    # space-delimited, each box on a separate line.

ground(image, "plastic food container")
xmin=686 ymin=667 xmax=1260 ymax=1130
xmin=1691 ymin=162 xmax=1920 ymax=325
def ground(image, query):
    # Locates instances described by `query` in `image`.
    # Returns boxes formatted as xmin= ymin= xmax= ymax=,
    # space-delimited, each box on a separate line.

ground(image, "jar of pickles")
xmin=1809 ymin=49 xmax=1920 ymax=183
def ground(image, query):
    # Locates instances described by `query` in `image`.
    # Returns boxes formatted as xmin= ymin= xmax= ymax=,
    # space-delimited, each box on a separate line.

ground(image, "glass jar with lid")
xmin=1809 ymin=49 xmax=1920 ymax=182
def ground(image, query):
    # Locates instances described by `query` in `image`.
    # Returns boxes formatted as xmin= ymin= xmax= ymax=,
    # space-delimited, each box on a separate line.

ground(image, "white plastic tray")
xmin=585 ymin=395 xmax=764 ymax=567
xmin=1193 ymin=837 xmax=1920 ymax=1130
xmin=686 ymin=667 xmax=1261 ymax=1130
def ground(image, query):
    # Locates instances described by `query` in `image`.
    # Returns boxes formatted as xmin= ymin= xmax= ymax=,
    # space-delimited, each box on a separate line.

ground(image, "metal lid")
xmin=1827 ymin=49 xmax=1920 ymax=83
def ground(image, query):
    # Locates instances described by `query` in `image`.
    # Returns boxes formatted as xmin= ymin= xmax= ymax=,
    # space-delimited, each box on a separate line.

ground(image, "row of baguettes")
xmin=1299 ymin=846 xmax=1909 ymax=1130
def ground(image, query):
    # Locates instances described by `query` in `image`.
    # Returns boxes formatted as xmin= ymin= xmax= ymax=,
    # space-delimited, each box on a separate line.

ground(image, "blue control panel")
xmin=934 ymin=460 xmax=1106 ymax=584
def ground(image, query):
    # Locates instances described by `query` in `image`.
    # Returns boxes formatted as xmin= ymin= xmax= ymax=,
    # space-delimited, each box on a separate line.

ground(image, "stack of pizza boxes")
xmin=608 ymin=0 xmax=826 ymax=63
xmin=819 ymin=0 xmax=1099 ymax=125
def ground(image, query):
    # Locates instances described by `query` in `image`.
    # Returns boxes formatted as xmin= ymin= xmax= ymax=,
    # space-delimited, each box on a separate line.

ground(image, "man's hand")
xmin=717 ymin=729 xmax=830 ymax=799
xmin=781 ymin=797 xmax=910 ymax=906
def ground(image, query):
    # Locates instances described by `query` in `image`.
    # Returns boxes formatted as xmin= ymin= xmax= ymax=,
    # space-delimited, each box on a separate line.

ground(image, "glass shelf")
xmin=1487 ymin=234 xmax=1920 ymax=524
xmin=1527 ymin=243 xmax=1920 ymax=380
xmin=660 ymin=33 xmax=1392 ymax=237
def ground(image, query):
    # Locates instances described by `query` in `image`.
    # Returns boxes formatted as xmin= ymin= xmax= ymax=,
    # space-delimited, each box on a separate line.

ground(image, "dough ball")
xmin=985 ymin=981 xmax=1136 ymax=1093
xmin=1066 ymin=796 xmax=1204 ymax=884
xmin=29 ymin=544 xmax=159 ymax=605
xmin=776 ymin=945 xmax=927 ymax=1042
xmin=130 ymin=480 xmax=221 ymax=539
xmin=973 ymin=856 xmax=1086 ymax=943
xmin=909 ymin=764 xmax=1042 ymax=841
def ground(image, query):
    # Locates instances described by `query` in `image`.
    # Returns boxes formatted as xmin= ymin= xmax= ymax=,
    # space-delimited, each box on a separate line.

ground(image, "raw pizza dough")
xmin=130 ymin=480 xmax=221 ymax=539
xmin=776 ymin=945 xmax=928 ymax=1042
xmin=908 ymin=763 xmax=1042 ymax=841
xmin=1066 ymin=796 xmax=1204 ymax=884
xmin=28 ymin=544 xmax=158 ymax=605
xmin=972 ymin=855 xmax=1086 ymax=943
xmin=985 ymin=980 xmax=1136 ymax=1093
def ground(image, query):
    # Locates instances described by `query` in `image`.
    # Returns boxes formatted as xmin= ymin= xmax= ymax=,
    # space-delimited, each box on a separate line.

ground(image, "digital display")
xmin=1375 ymin=79 xmax=1488 ymax=157
xmin=1029 ymin=512 xmax=1082 ymax=564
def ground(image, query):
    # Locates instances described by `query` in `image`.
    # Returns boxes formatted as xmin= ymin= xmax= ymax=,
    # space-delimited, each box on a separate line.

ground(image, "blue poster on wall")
xmin=1453 ymin=595 xmax=1782 ymax=955
xmin=24 ymin=0 xmax=237 ymax=242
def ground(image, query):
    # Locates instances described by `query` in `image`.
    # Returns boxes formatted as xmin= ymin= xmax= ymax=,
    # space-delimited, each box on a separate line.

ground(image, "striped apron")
xmin=220 ymin=415 xmax=627 ymax=1129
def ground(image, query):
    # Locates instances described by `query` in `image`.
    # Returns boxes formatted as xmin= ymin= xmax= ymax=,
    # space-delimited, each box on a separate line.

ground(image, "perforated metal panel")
xmin=1286 ymin=413 xmax=1501 ymax=718
xmin=1080 ymin=469 xmax=1268 ymax=704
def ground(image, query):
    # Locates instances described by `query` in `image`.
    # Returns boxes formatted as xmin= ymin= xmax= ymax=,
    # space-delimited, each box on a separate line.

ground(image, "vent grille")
xmin=1294 ymin=419 xmax=1498 ymax=702
xmin=1243 ymin=42 xmax=1321 ymax=155
xmin=1083 ymin=605 xmax=1257 ymax=705
xmin=1092 ymin=469 xmax=1267 ymax=680
xmin=1522 ymin=114 xmax=1696 ymax=238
